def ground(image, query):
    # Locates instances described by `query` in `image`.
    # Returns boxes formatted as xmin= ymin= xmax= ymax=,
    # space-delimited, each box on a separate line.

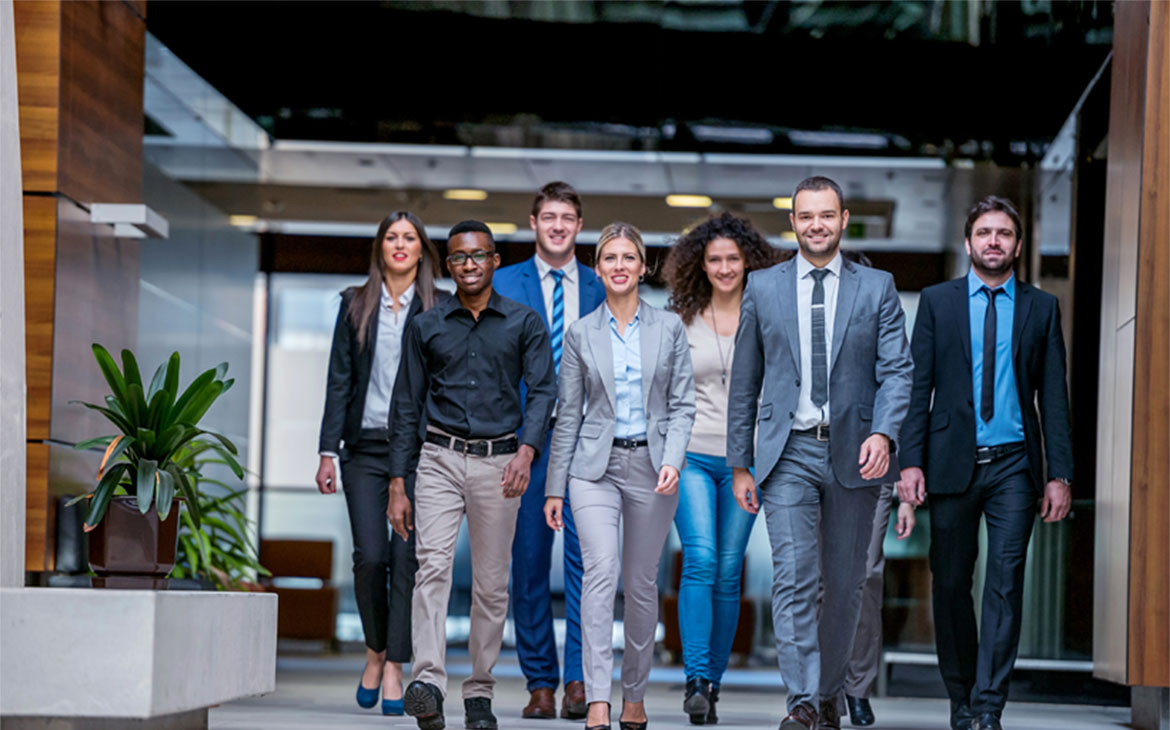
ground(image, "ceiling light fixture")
xmin=229 ymin=214 xmax=259 ymax=227
xmin=443 ymin=189 xmax=488 ymax=201
xmin=666 ymin=194 xmax=713 ymax=208
xmin=486 ymin=222 xmax=518 ymax=235
xmin=772 ymin=197 xmax=793 ymax=210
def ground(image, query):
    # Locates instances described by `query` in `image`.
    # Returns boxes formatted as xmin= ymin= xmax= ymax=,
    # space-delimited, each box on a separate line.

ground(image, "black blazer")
xmin=899 ymin=277 xmax=1074 ymax=495
xmin=319 ymin=288 xmax=434 ymax=453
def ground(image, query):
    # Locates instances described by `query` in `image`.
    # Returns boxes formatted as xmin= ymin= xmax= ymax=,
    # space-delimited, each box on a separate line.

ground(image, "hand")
xmin=858 ymin=433 xmax=891 ymax=480
xmin=544 ymin=497 xmax=564 ymax=531
xmin=501 ymin=445 xmax=536 ymax=498
xmin=315 ymin=455 xmax=337 ymax=494
xmin=386 ymin=478 xmax=412 ymax=540
xmin=655 ymin=465 xmax=680 ymax=495
xmin=1040 ymin=479 xmax=1072 ymax=522
xmin=732 ymin=468 xmax=759 ymax=514
xmin=895 ymin=501 xmax=916 ymax=539
xmin=898 ymin=467 xmax=926 ymax=506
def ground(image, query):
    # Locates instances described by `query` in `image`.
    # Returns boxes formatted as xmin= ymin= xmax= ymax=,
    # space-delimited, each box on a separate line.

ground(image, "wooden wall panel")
xmin=1128 ymin=0 xmax=1170 ymax=687
xmin=13 ymin=0 xmax=61 ymax=193
xmin=49 ymin=199 xmax=139 ymax=446
xmin=24 ymin=443 xmax=49 ymax=572
xmin=22 ymin=195 xmax=56 ymax=441
xmin=57 ymin=0 xmax=144 ymax=204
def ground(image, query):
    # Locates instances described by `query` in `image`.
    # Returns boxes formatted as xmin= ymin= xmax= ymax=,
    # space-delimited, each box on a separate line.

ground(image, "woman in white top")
xmin=661 ymin=213 xmax=785 ymax=724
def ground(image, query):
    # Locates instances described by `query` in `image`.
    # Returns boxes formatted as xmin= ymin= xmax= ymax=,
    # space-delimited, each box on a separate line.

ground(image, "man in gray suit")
xmin=727 ymin=176 xmax=913 ymax=730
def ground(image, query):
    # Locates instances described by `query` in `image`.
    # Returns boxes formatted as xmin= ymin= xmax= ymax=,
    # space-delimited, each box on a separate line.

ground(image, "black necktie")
xmin=981 ymin=286 xmax=1000 ymax=423
xmin=810 ymin=269 xmax=829 ymax=409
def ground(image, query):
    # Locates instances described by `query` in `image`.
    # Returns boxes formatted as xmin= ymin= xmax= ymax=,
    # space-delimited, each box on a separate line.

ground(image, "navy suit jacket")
xmin=493 ymin=255 xmax=607 ymax=433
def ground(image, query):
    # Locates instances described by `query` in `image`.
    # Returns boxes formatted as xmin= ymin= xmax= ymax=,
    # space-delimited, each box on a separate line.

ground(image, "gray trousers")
xmin=843 ymin=481 xmax=895 ymax=699
xmin=760 ymin=432 xmax=879 ymax=712
xmin=570 ymin=445 xmax=679 ymax=705
xmin=411 ymin=440 xmax=521 ymax=700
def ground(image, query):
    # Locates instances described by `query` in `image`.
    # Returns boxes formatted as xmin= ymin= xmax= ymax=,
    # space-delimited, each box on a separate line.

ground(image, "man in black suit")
xmin=898 ymin=196 xmax=1074 ymax=730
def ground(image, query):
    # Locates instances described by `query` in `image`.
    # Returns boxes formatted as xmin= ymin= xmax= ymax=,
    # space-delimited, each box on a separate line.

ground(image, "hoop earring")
xmin=638 ymin=274 xmax=645 ymax=283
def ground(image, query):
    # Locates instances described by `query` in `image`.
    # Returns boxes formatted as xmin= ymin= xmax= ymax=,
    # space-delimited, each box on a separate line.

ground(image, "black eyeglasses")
xmin=447 ymin=250 xmax=492 ymax=266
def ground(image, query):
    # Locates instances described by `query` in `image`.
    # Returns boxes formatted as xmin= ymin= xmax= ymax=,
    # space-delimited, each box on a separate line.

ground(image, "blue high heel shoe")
xmin=382 ymin=697 xmax=405 ymax=716
xmin=356 ymin=682 xmax=379 ymax=709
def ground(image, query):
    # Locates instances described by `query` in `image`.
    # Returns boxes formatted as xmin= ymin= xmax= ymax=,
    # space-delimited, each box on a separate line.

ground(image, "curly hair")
xmin=662 ymin=212 xmax=787 ymax=325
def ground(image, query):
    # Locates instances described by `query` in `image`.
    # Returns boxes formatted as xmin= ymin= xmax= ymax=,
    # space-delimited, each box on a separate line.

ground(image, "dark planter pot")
xmin=88 ymin=495 xmax=181 ymax=580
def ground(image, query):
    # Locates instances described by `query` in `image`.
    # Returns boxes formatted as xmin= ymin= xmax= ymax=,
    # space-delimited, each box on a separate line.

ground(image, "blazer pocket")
xmin=759 ymin=403 xmax=773 ymax=421
xmin=858 ymin=404 xmax=873 ymax=421
xmin=579 ymin=422 xmax=603 ymax=438
xmin=929 ymin=411 xmax=950 ymax=431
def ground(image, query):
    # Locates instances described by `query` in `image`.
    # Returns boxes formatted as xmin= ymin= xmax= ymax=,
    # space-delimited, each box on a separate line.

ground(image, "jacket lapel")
xmin=586 ymin=308 xmax=616 ymax=409
xmin=778 ymin=260 xmax=801 ymax=373
xmin=577 ymin=260 xmax=606 ymax=316
xmin=1012 ymin=281 xmax=1033 ymax=365
xmin=638 ymin=301 xmax=661 ymax=413
xmin=829 ymin=258 xmax=859 ymax=375
xmin=520 ymin=258 xmax=550 ymax=330
xmin=953 ymin=278 xmax=972 ymax=367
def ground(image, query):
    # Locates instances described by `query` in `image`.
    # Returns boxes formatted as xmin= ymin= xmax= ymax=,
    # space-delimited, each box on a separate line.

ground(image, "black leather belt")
xmin=975 ymin=441 xmax=1025 ymax=465
xmin=358 ymin=427 xmax=391 ymax=442
xmin=613 ymin=437 xmax=648 ymax=449
xmin=548 ymin=417 xmax=557 ymax=430
xmin=426 ymin=432 xmax=519 ymax=456
xmin=793 ymin=424 xmax=830 ymax=442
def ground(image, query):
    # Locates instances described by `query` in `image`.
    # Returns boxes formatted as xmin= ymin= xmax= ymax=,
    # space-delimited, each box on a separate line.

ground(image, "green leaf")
xmin=214 ymin=362 xmax=229 ymax=380
xmin=147 ymin=361 xmax=168 ymax=401
xmin=197 ymin=429 xmax=239 ymax=455
xmin=136 ymin=459 xmax=158 ymax=514
xmin=126 ymin=383 xmax=146 ymax=429
xmin=73 ymin=400 xmax=133 ymax=436
xmin=92 ymin=344 xmax=128 ymax=405
xmin=83 ymin=463 xmax=129 ymax=529
xmin=99 ymin=435 xmax=136 ymax=475
xmin=156 ymin=469 xmax=176 ymax=520
xmin=121 ymin=350 xmax=143 ymax=389
xmin=136 ymin=427 xmax=157 ymax=456
xmin=104 ymin=395 xmax=129 ymax=421
xmin=74 ymin=435 xmax=115 ymax=451
xmin=174 ymin=380 xmax=225 ymax=427
xmin=171 ymin=368 xmax=217 ymax=424
xmin=221 ymin=378 xmax=235 ymax=394
xmin=169 ymin=464 xmax=201 ymax=530
xmin=164 ymin=352 xmax=181 ymax=400
xmin=209 ymin=444 xmax=244 ymax=479
xmin=64 ymin=492 xmax=90 ymax=507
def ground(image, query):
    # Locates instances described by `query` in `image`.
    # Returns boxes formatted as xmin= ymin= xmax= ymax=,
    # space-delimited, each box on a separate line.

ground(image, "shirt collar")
xmin=381 ymin=282 xmax=416 ymax=309
xmin=444 ymin=288 xmax=506 ymax=318
xmin=534 ymin=254 xmax=577 ymax=284
xmin=967 ymin=267 xmax=1016 ymax=300
xmin=796 ymin=250 xmax=843 ymax=279
xmin=605 ymin=301 xmax=641 ymax=328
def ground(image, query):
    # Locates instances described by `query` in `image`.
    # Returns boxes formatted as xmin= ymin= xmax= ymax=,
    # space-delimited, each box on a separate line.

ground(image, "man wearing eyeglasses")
xmin=388 ymin=220 xmax=557 ymax=730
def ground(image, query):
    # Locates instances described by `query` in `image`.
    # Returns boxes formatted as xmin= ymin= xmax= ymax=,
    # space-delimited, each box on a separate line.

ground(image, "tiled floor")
xmin=210 ymin=652 xmax=1132 ymax=730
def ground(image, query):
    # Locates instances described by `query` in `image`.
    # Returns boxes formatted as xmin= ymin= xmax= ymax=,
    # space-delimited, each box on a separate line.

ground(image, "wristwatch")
xmin=1055 ymin=477 xmax=1072 ymax=487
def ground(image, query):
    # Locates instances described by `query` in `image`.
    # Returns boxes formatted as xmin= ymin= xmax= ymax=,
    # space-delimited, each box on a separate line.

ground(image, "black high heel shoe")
xmin=683 ymin=677 xmax=711 ymax=725
xmin=586 ymin=700 xmax=612 ymax=730
xmin=620 ymin=701 xmax=648 ymax=730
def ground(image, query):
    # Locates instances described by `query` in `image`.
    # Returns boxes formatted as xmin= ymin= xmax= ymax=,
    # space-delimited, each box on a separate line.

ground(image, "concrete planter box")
xmin=0 ymin=588 xmax=277 ymax=728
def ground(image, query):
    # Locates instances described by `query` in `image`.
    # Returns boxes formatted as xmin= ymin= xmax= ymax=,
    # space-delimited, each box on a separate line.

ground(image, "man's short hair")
xmin=531 ymin=181 xmax=583 ymax=218
xmin=793 ymin=176 xmax=845 ymax=210
xmin=964 ymin=196 xmax=1023 ymax=241
xmin=448 ymin=220 xmax=495 ymax=248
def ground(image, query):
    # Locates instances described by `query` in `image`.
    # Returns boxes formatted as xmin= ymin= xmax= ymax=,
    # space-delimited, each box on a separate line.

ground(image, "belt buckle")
xmin=975 ymin=447 xmax=992 ymax=465
xmin=457 ymin=437 xmax=468 ymax=455
xmin=815 ymin=424 xmax=828 ymax=442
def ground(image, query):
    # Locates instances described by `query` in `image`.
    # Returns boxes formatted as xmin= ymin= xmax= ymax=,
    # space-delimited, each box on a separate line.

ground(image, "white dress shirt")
xmin=360 ymin=282 xmax=415 ymax=429
xmin=534 ymin=254 xmax=580 ymax=330
xmin=793 ymin=251 xmax=842 ymax=430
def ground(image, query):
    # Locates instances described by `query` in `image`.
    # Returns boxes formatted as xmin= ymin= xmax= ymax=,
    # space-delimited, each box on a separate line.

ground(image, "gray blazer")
xmin=545 ymin=300 xmax=696 ymax=498
xmin=726 ymin=255 xmax=913 ymax=488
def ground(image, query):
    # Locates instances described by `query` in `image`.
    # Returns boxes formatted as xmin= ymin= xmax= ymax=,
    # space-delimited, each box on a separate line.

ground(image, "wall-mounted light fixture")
xmin=485 ymin=222 xmax=517 ymax=235
xmin=89 ymin=204 xmax=169 ymax=239
xmin=443 ymin=189 xmax=488 ymax=201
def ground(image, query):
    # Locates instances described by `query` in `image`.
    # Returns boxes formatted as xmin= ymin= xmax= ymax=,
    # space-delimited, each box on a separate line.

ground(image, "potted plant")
xmin=69 ymin=345 xmax=242 ymax=584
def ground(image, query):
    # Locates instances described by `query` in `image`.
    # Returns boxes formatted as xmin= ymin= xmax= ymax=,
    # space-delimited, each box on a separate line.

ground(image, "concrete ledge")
xmin=0 ymin=588 xmax=277 ymax=719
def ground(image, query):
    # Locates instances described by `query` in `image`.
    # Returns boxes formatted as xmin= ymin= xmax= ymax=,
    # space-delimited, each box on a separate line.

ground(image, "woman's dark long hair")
xmin=662 ymin=212 xmax=787 ymax=325
xmin=345 ymin=211 xmax=441 ymax=350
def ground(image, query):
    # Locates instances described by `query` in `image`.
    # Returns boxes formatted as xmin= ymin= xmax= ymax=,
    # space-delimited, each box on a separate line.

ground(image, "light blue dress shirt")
xmin=607 ymin=304 xmax=647 ymax=439
xmin=968 ymin=268 xmax=1025 ymax=447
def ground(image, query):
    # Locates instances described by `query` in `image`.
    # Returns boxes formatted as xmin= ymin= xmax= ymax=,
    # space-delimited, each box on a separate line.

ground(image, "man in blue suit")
xmin=493 ymin=181 xmax=607 ymax=720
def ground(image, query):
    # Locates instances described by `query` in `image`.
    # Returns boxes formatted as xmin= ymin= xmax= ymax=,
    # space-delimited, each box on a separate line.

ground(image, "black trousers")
xmin=341 ymin=438 xmax=417 ymax=661
xmin=929 ymin=449 xmax=1035 ymax=716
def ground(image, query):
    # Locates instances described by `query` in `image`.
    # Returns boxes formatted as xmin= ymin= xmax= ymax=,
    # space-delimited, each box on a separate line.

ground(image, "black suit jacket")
xmin=899 ymin=276 xmax=1074 ymax=495
xmin=319 ymin=288 xmax=434 ymax=453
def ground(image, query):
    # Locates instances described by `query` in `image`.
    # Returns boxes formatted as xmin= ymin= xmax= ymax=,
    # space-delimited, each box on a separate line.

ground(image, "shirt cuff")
xmin=319 ymin=451 xmax=340 ymax=459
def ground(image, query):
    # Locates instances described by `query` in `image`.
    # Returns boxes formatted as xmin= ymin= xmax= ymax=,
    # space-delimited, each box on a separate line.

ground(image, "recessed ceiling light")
xmin=229 ymin=215 xmax=258 ymax=227
xmin=443 ymin=189 xmax=488 ymax=201
xmin=486 ymin=222 xmax=517 ymax=234
xmin=781 ymin=231 xmax=797 ymax=242
xmin=666 ymin=194 xmax=712 ymax=208
xmin=772 ymin=197 xmax=793 ymax=210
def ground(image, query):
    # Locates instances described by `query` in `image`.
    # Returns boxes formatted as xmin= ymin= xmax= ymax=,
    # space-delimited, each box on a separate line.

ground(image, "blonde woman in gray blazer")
xmin=545 ymin=222 xmax=696 ymax=730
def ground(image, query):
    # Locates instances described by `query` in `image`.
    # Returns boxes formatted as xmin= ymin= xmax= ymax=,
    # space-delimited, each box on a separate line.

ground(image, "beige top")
xmin=685 ymin=314 xmax=735 ymax=457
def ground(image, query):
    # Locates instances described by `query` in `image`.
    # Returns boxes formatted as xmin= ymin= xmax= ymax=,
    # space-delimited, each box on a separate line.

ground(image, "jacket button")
xmin=795 ymin=379 xmax=801 ymax=387
xmin=788 ymin=411 xmax=794 ymax=419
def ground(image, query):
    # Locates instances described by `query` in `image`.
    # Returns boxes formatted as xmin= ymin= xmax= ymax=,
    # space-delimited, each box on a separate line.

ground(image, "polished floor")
xmin=210 ymin=651 xmax=1131 ymax=730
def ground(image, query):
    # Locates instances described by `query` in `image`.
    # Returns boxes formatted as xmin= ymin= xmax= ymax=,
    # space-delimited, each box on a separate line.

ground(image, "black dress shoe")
xmin=464 ymin=697 xmax=498 ymax=730
xmin=684 ymin=677 xmax=712 ymax=724
xmin=706 ymin=686 xmax=719 ymax=725
xmin=404 ymin=681 xmax=445 ymax=730
xmin=950 ymin=702 xmax=974 ymax=730
xmin=817 ymin=699 xmax=842 ymax=730
xmin=971 ymin=712 xmax=1002 ymax=730
xmin=845 ymin=695 xmax=874 ymax=727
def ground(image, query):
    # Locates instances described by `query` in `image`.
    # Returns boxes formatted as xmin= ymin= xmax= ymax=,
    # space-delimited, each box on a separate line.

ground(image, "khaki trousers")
xmin=411 ymin=440 xmax=521 ymax=699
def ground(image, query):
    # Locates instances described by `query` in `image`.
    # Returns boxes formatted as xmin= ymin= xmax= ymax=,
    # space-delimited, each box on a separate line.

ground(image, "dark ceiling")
xmin=147 ymin=0 xmax=1113 ymax=163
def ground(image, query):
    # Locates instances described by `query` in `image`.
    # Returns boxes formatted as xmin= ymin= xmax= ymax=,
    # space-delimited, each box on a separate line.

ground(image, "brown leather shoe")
xmin=817 ymin=699 xmax=841 ymax=730
xmin=522 ymin=688 xmax=556 ymax=719
xmin=561 ymin=680 xmax=587 ymax=719
xmin=779 ymin=703 xmax=818 ymax=730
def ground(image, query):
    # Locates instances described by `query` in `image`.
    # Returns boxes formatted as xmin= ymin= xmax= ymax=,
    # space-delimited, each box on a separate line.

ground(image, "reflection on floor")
xmin=210 ymin=650 xmax=1131 ymax=730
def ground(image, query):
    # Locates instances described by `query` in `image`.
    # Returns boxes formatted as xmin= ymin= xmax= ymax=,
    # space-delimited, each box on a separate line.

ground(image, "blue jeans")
xmin=674 ymin=451 xmax=757 ymax=685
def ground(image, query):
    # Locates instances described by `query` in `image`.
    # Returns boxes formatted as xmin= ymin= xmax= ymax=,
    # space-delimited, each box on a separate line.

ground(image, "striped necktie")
xmin=550 ymin=269 xmax=565 ymax=372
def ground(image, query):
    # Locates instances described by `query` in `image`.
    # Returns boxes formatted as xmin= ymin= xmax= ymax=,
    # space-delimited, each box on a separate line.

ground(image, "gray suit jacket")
xmin=726 ymin=255 xmax=913 ymax=488
xmin=545 ymin=300 xmax=696 ymax=498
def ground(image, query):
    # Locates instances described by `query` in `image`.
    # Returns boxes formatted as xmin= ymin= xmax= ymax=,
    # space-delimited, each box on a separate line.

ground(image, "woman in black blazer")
xmin=316 ymin=211 xmax=444 ymax=715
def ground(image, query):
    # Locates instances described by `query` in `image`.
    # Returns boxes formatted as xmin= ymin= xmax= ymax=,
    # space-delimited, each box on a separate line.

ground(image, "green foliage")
xmin=71 ymin=346 xmax=238 ymax=532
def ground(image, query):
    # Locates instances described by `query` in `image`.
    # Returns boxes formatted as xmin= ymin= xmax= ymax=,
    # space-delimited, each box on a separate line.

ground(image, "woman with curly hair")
xmin=662 ymin=212 xmax=786 ymax=725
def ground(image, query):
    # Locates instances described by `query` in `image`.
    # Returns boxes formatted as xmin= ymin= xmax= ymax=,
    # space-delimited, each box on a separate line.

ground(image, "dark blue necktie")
xmin=810 ymin=269 xmax=829 ymax=409
xmin=550 ymin=269 xmax=565 ymax=372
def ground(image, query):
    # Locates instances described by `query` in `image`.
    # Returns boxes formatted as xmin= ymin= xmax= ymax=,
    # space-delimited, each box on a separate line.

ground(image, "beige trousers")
xmin=410 ymin=440 xmax=521 ymax=699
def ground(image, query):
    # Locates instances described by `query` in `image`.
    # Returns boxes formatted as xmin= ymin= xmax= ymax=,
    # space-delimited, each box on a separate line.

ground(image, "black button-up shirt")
xmin=388 ymin=290 xmax=556 ymax=477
